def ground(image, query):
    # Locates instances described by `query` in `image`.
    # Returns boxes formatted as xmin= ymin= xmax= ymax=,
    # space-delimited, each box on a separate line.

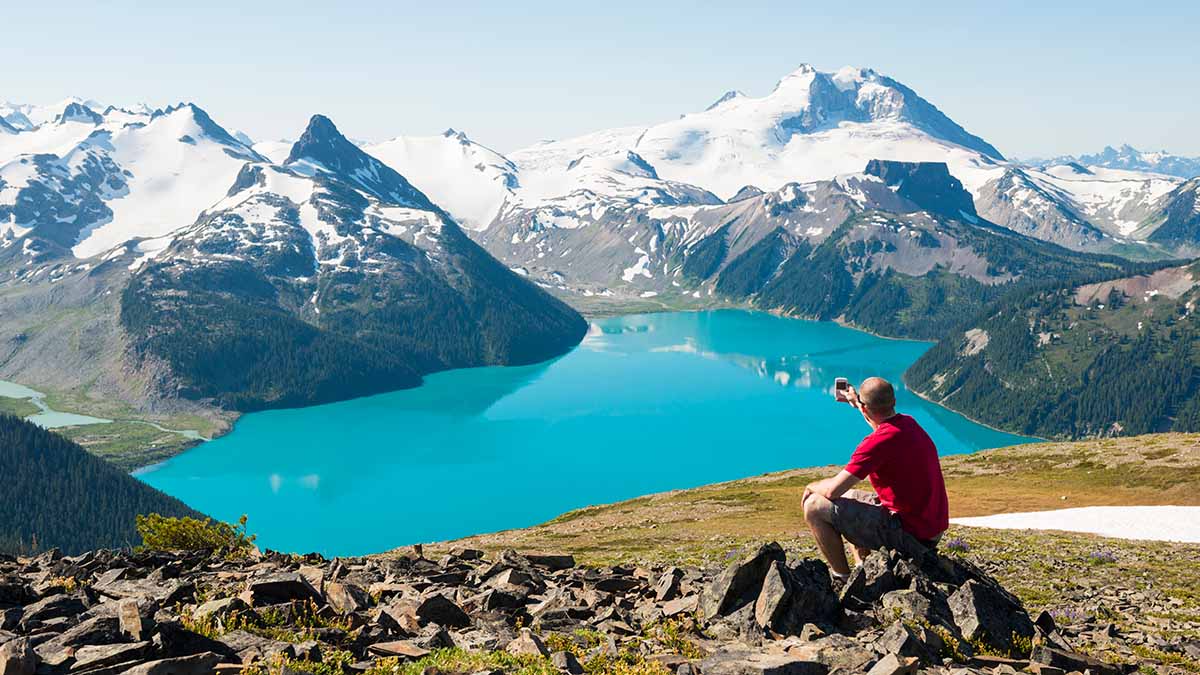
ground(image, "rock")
xmin=753 ymin=560 xmax=841 ymax=636
xmin=193 ymin=596 xmax=247 ymax=624
xmin=119 ymin=598 xmax=146 ymax=640
xmin=798 ymin=624 xmax=825 ymax=641
xmin=506 ymin=629 xmax=550 ymax=657
xmin=240 ymin=573 xmax=320 ymax=606
xmin=753 ymin=561 xmax=791 ymax=632
xmin=839 ymin=550 xmax=905 ymax=610
xmin=552 ymin=650 xmax=585 ymax=674
xmin=783 ymin=634 xmax=875 ymax=673
xmin=524 ymin=554 xmax=576 ymax=571
xmin=948 ymin=580 xmax=1034 ymax=656
xmin=121 ymin=652 xmax=223 ymax=675
xmin=0 ymin=581 xmax=34 ymax=608
xmin=663 ymin=595 xmax=699 ymax=618
xmin=594 ymin=576 xmax=641 ymax=593
xmin=367 ymin=640 xmax=430 ymax=659
xmin=879 ymin=586 xmax=954 ymax=633
xmin=94 ymin=578 xmax=195 ymax=606
xmin=654 ymin=568 xmax=683 ymax=602
xmin=479 ymin=588 xmax=525 ymax=612
xmin=1030 ymin=645 xmax=1126 ymax=675
xmin=865 ymin=653 xmax=918 ymax=675
xmin=0 ymin=637 xmax=36 ymax=675
xmin=71 ymin=641 xmax=151 ymax=670
xmin=297 ymin=565 xmax=325 ymax=592
xmin=700 ymin=543 xmax=786 ymax=620
xmin=17 ymin=593 xmax=88 ymax=628
xmin=324 ymin=582 xmax=370 ymax=614
xmin=699 ymin=648 xmax=827 ymax=675
xmin=415 ymin=594 xmax=471 ymax=628
xmin=874 ymin=622 xmax=942 ymax=664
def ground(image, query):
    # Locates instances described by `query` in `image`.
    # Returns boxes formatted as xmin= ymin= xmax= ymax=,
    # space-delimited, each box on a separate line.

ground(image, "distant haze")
xmin=2 ymin=0 xmax=1197 ymax=156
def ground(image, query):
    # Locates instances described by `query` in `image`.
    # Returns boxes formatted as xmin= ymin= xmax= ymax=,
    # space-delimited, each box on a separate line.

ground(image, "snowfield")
xmin=952 ymin=505 xmax=1200 ymax=543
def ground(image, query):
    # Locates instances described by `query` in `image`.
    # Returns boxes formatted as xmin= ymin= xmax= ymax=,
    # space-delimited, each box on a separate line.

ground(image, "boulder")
xmin=119 ymin=598 xmax=146 ymax=640
xmin=505 ymin=629 xmax=549 ymax=657
xmin=865 ymin=653 xmax=918 ymax=675
xmin=324 ymin=582 xmax=370 ymax=614
xmin=654 ymin=568 xmax=683 ymax=602
xmin=122 ymin=652 xmax=224 ymax=675
xmin=240 ymin=573 xmax=320 ymax=606
xmin=753 ymin=561 xmax=791 ymax=632
xmin=662 ymin=595 xmax=698 ymax=618
xmin=839 ymin=550 xmax=905 ymax=610
xmin=873 ymin=622 xmax=942 ymax=664
xmin=415 ymin=594 xmax=471 ymax=628
xmin=193 ymin=596 xmax=247 ymax=624
xmin=367 ymin=640 xmax=430 ymax=659
xmin=71 ymin=641 xmax=151 ymax=670
xmin=17 ymin=593 xmax=88 ymax=628
xmin=0 ymin=637 xmax=36 ymax=675
xmin=552 ymin=650 xmax=585 ymax=674
xmin=878 ymin=585 xmax=955 ymax=632
xmin=94 ymin=578 xmax=194 ymax=605
xmin=1030 ymin=645 xmax=1127 ymax=675
xmin=700 ymin=543 xmax=786 ymax=620
xmin=948 ymin=580 xmax=1034 ymax=656
xmin=753 ymin=560 xmax=841 ymax=636
xmin=699 ymin=648 xmax=828 ymax=675
xmin=524 ymin=554 xmax=576 ymax=571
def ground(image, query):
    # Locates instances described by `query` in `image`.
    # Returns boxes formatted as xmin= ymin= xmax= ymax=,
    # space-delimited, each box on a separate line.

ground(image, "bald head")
xmin=858 ymin=377 xmax=896 ymax=414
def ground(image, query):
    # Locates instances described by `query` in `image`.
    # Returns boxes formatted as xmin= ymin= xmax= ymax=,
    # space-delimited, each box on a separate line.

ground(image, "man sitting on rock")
xmin=801 ymin=376 xmax=949 ymax=582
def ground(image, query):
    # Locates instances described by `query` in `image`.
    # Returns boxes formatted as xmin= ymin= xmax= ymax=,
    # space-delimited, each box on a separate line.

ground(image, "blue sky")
xmin=3 ymin=1 xmax=1196 ymax=156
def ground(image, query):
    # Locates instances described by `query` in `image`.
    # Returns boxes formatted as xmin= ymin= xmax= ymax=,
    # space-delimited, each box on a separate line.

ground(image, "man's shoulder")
xmin=870 ymin=415 xmax=925 ymax=442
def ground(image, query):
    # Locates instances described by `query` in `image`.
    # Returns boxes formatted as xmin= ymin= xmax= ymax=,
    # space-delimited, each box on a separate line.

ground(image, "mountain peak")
xmin=705 ymin=90 xmax=745 ymax=111
xmin=286 ymin=114 xmax=438 ymax=211
xmin=55 ymin=102 xmax=103 ymax=125
xmin=864 ymin=159 xmax=977 ymax=220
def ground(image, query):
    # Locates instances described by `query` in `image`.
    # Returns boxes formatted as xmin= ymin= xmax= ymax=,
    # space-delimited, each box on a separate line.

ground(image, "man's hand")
xmin=804 ymin=471 xmax=862 ymax=504
xmin=844 ymin=384 xmax=878 ymax=429
xmin=844 ymin=384 xmax=863 ymax=410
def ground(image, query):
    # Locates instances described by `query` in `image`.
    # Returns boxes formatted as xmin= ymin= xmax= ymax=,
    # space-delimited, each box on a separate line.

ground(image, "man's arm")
xmin=844 ymin=384 xmax=877 ymax=430
xmin=803 ymin=470 xmax=861 ymax=503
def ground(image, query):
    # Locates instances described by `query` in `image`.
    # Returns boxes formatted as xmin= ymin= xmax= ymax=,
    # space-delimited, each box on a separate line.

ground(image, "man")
xmin=801 ymin=377 xmax=948 ymax=581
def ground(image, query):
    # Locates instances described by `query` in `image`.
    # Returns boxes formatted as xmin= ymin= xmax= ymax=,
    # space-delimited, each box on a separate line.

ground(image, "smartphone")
xmin=834 ymin=377 xmax=849 ymax=402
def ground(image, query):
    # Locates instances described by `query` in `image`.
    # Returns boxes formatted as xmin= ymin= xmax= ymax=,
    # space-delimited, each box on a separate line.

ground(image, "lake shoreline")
xmin=135 ymin=309 xmax=1031 ymax=556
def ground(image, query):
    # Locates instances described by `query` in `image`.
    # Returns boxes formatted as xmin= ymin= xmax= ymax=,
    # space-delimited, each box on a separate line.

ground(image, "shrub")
xmin=136 ymin=513 xmax=256 ymax=557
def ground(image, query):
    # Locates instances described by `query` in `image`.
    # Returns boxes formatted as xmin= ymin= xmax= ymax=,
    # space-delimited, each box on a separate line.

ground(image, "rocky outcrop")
xmin=0 ymin=543 xmax=1137 ymax=675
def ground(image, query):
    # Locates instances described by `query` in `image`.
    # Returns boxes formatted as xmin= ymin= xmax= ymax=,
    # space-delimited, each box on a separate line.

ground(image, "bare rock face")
xmin=700 ymin=543 xmax=786 ymax=620
xmin=948 ymin=579 xmax=1036 ymax=655
xmin=0 ymin=541 xmax=1134 ymax=674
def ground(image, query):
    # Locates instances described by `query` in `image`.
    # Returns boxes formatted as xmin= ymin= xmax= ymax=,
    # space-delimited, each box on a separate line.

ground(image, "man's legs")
xmin=802 ymin=492 xmax=852 ymax=576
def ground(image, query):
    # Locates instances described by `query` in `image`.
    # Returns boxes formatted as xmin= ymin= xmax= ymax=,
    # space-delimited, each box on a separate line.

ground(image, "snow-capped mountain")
xmin=971 ymin=163 xmax=1180 ymax=248
xmin=478 ymin=158 xmax=1129 ymax=339
xmin=1033 ymin=145 xmax=1200 ymax=180
xmin=364 ymin=129 xmax=519 ymax=231
xmin=0 ymin=101 xmax=264 ymax=258
xmin=0 ymin=98 xmax=108 ymax=130
xmin=510 ymin=65 xmax=1005 ymax=201
xmin=1 ymin=112 xmax=586 ymax=414
xmin=1134 ymin=178 xmax=1200 ymax=251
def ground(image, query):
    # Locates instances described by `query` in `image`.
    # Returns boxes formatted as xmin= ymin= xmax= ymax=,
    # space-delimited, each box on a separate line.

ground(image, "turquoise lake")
xmin=136 ymin=310 xmax=1030 ymax=556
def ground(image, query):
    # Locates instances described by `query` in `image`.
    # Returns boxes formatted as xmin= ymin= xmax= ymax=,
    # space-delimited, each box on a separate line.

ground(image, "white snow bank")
xmin=951 ymin=506 xmax=1200 ymax=543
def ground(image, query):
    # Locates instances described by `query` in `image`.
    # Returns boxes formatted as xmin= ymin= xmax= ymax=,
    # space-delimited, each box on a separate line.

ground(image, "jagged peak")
xmin=705 ymin=90 xmax=745 ymax=111
xmin=55 ymin=102 xmax=103 ymax=125
xmin=286 ymin=114 xmax=439 ymax=211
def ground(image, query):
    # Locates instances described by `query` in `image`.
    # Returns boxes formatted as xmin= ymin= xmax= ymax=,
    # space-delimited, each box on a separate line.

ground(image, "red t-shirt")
xmin=844 ymin=414 xmax=949 ymax=540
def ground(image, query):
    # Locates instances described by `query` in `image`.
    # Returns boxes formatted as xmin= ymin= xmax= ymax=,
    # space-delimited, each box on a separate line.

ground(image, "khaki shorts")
xmin=829 ymin=489 xmax=941 ymax=558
